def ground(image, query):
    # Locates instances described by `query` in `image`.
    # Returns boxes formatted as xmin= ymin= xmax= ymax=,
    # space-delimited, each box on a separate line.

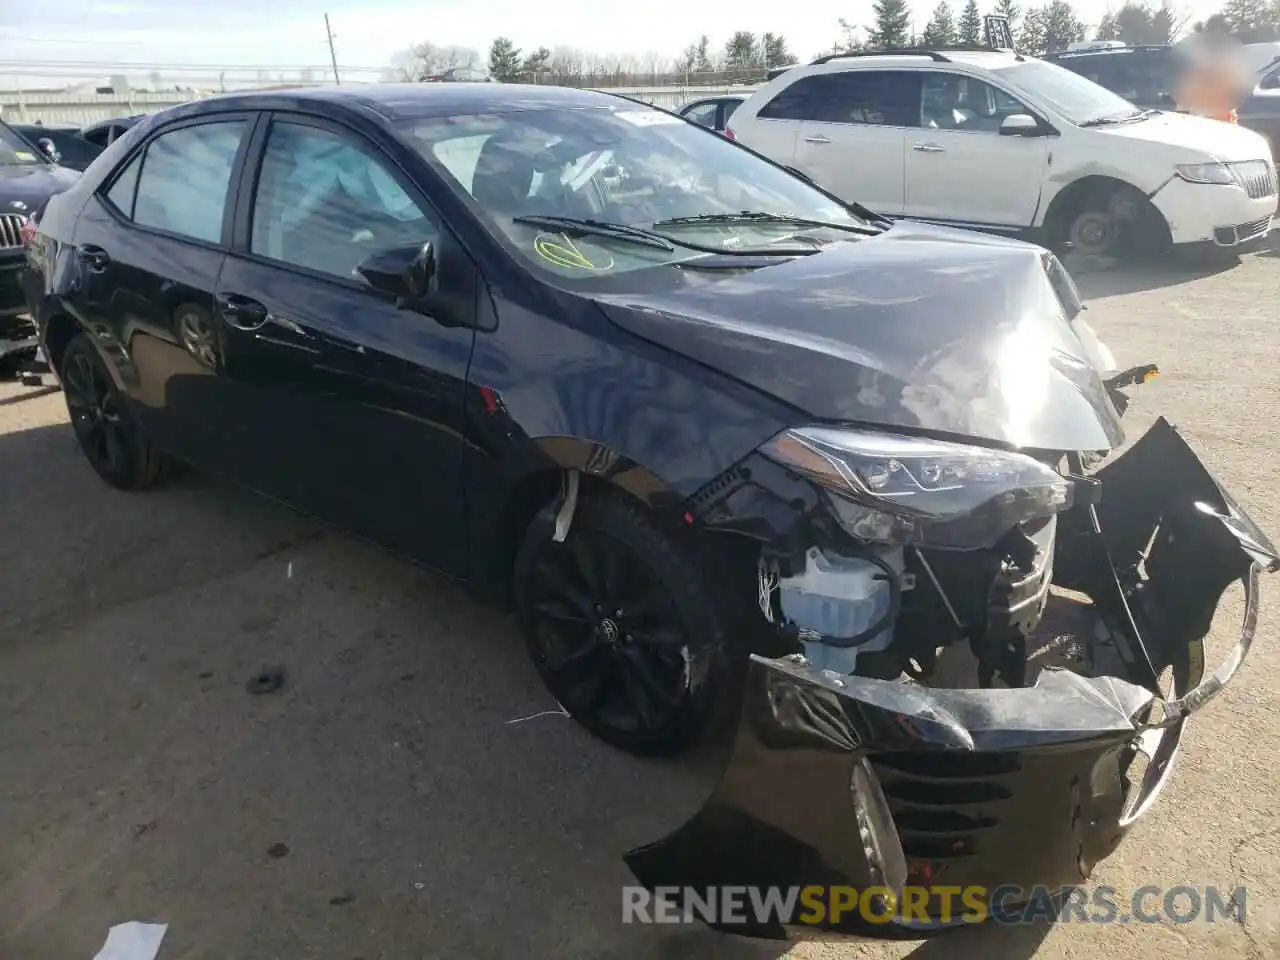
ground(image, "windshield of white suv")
xmin=994 ymin=59 xmax=1144 ymax=125
xmin=397 ymin=104 xmax=877 ymax=284
xmin=0 ymin=123 xmax=43 ymax=165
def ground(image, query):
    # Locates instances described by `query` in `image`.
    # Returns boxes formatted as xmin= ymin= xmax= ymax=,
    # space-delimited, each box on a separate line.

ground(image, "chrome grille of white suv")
xmin=1230 ymin=160 xmax=1277 ymax=200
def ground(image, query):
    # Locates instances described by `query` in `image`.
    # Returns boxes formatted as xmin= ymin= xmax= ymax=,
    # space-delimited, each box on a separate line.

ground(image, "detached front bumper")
xmin=625 ymin=418 xmax=1277 ymax=939
xmin=1150 ymin=177 xmax=1277 ymax=247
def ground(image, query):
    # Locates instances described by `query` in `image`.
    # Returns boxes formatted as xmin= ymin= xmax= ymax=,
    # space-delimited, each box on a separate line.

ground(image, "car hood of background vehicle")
xmin=1097 ymin=111 xmax=1271 ymax=159
xmin=0 ymin=163 xmax=79 ymax=207
xmin=593 ymin=222 xmax=1126 ymax=452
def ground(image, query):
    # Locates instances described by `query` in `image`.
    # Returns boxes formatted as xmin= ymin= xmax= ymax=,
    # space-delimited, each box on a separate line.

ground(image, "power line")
xmin=0 ymin=34 xmax=330 ymax=47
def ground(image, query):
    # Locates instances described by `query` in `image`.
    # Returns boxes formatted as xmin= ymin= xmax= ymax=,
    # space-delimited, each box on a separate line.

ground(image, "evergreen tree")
xmin=868 ymin=0 xmax=913 ymax=48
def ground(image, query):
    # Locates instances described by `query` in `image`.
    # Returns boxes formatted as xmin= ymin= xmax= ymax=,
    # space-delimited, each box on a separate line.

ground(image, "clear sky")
xmin=0 ymin=0 xmax=1227 ymax=88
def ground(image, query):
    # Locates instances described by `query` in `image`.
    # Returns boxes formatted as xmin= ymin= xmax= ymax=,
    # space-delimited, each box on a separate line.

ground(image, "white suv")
xmin=727 ymin=49 xmax=1278 ymax=258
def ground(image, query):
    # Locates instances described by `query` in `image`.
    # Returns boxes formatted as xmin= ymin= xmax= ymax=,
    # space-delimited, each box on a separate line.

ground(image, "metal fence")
xmin=0 ymin=84 xmax=763 ymax=125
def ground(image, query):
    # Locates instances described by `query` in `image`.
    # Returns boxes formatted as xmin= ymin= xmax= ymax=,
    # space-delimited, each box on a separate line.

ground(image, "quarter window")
xmin=250 ymin=122 xmax=436 ymax=283
xmin=104 ymin=153 xmax=143 ymax=217
xmin=758 ymin=71 xmax=920 ymax=126
xmin=132 ymin=121 xmax=246 ymax=243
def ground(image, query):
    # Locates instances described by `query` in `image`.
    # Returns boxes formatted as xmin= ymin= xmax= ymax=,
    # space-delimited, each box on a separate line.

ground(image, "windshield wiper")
xmin=652 ymin=210 xmax=883 ymax=236
xmin=511 ymin=214 xmax=675 ymax=251
xmin=1079 ymin=109 xmax=1156 ymax=128
xmin=512 ymin=213 xmax=818 ymax=257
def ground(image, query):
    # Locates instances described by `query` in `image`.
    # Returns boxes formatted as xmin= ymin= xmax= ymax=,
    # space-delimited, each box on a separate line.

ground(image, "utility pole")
xmin=325 ymin=13 xmax=341 ymax=85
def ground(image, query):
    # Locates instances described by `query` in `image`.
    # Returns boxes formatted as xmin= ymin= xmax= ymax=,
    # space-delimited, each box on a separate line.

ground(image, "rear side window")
xmin=132 ymin=121 xmax=246 ymax=243
xmin=758 ymin=71 xmax=921 ymax=126
xmin=682 ymin=102 xmax=719 ymax=128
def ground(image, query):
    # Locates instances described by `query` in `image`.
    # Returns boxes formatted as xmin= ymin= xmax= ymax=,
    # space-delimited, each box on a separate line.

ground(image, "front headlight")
xmin=1175 ymin=162 xmax=1236 ymax=186
xmin=761 ymin=426 xmax=1072 ymax=549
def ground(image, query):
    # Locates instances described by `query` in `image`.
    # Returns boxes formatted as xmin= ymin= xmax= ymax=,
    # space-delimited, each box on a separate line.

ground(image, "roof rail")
xmin=810 ymin=49 xmax=952 ymax=65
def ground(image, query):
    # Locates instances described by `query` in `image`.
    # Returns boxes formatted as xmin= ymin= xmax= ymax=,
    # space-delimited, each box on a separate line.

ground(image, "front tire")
xmin=513 ymin=490 xmax=727 ymax=756
xmin=60 ymin=334 xmax=170 ymax=490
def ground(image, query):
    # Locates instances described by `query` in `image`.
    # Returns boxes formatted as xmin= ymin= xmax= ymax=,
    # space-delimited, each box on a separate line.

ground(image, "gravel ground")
xmin=1 ymin=245 xmax=1278 ymax=960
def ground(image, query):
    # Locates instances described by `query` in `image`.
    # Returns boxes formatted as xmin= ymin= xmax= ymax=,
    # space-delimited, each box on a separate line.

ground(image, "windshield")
xmin=0 ymin=123 xmax=43 ymax=165
xmin=396 ymin=104 xmax=870 ymax=284
xmin=994 ymin=59 xmax=1142 ymax=125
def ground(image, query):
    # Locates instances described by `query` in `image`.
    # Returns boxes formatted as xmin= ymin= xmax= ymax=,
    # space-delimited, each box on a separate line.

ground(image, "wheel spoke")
xmin=629 ymin=625 xmax=686 ymax=648
xmin=533 ymin=552 xmax=595 ymax=619
xmin=543 ymin=634 xmax=604 ymax=674
xmin=617 ymin=648 xmax=668 ymax=730
xmin=63 ymin=355 xmax=93 ymax=405
xmin=101 ymin=423 xmax=127 ymax=471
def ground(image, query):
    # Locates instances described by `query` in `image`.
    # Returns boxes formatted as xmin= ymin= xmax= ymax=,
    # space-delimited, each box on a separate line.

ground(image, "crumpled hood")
xmin=0 ymin=162 xmax=80 ymax=208
xmin=594 ymin=221 xmax=1126 ymax=452
xmin=1097 ymin=111 xmax=1272 ymax=160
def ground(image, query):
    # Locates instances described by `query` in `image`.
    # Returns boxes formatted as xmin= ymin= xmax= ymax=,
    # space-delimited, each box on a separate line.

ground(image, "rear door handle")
xmin=912 ymin=143 xmax=946 ymax=153
xmin=77 ymin=244 xmax=110 ymax=271
xmin=803 ymin=135 xmax=832 ymax=144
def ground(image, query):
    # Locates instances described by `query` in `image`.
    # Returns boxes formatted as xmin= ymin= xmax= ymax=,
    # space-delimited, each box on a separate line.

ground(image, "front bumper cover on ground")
xmin=624 ymin=417 xmax=1277 ymax=940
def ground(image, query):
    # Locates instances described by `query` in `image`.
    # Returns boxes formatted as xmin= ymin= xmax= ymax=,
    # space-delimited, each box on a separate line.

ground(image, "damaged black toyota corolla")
xmin=23 ymin=85 xmax=1277 ymax=939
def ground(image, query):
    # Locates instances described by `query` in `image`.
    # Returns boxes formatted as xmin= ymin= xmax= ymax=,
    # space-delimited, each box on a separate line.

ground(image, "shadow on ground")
xmin=0 ymin=417 xmax=789 ymax=960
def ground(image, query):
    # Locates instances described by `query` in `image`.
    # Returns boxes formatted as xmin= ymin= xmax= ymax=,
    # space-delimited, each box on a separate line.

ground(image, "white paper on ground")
xmin=91 ymin=922 xmax=168 ymax=960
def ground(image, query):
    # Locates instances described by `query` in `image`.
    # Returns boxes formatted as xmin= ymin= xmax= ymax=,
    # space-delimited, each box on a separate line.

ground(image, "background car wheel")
xmin=1058 ymin=181 xmax=1171 ymax=262
xmin=513 ymin=490 xmax=727 ymax=756
xmin=60 ymin=334 xmax=170 ymax=490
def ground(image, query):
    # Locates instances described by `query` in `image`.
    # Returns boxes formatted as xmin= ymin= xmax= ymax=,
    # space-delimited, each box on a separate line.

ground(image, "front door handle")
xmin=77 ymin=244 xmax=110 ymax=271
xmin=803 ymin=135 xmax=832 ymax=144
xmin=216 ymin=293 xmax=270 ymax=332
xmin=912 ymin=143 xmax=946 ymax=153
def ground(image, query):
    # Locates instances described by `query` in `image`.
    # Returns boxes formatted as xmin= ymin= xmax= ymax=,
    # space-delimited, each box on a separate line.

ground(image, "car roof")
xmin=182 ymin=82 xmax=634 ymax=123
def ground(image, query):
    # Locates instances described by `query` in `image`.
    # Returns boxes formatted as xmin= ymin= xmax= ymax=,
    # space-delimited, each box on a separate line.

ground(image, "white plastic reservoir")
xmin=778 ymin=545 xmax=905 ymax=674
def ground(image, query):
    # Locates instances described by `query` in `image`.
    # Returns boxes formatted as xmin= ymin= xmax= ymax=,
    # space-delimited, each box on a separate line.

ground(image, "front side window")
xmin=994 ymin=59 xmax=1141 ymax=125
xmin=132 ymin=121 xmax=245 ymax=243
xmin=398 ymin=104 xmax=872 ymax=286
xmin=920 ymin=73 xmax=1032 ymax=132
xmin=250 ymin=121 xmax=435 ymax=282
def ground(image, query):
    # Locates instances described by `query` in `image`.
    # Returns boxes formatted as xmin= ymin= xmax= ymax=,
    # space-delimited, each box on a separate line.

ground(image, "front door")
xmin=216 ymin=114 xmax=476 ymax=573
xmin=904 ymin=72 xmax=1050 ymax=230
xmin=788 ymin=70 xmax=920 ymax=217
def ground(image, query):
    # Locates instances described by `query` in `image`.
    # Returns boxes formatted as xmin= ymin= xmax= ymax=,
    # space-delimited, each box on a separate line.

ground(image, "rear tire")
xmin=513 ymin=490 xmax=728 ymax=756
xmin=60 ymin=333 xmax=170 ymax=490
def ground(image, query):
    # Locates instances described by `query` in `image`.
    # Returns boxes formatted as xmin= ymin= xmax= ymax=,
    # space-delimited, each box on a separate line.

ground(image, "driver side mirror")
xmin=355 ymin=240 xmax=471 ymax=329
xmin=35 ymin=137 xmax=61 ymax=163
xmin=999 ymin=113 xmax=1042 ymax=136
xmin=356 ymin=240 xmax=435 ymax=302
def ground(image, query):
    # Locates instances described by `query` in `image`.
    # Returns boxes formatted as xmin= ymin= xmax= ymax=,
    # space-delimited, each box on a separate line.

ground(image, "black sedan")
xmin=23 ymin=82 xmax=1276 ymax=937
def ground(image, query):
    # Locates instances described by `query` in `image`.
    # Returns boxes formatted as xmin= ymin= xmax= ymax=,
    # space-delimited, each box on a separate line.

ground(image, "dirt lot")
xmin=2 ymin=247 xmax=1279 ymax=960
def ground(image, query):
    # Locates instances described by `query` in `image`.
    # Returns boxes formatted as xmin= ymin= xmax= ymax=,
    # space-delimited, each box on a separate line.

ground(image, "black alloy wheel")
xmin=60 ymin=334 xmax=168 ymax=489
xmin=514 ymin=492 xmax=726 ymax=755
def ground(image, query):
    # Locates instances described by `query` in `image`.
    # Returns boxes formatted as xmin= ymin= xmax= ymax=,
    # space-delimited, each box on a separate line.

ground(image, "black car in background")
xmin=77 ymin=114 xmax=146 ymax=150
xmin=23 ymin=83 xmax=1276 ymax=937
xmin=0 ymin=120 xmax=78 ymax=369
xmin=1047 ymin=44 xmax=1280 ymax=156
xmin=9 ymin=122 xmax=104 ymax=172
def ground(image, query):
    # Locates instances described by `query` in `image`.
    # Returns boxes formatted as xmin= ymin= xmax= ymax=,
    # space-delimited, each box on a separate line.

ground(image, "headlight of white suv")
xmin=761 ymin=426 xmax=1072 ymax=550
xmin=1175 ymin=162 xmax=1237 ymax=186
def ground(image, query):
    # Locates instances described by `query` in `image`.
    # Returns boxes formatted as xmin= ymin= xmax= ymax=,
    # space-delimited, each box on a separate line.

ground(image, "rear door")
xmin=787 ymin=70 xmax=918 ymax=216
xmin=904 ymin=71 xmax=1049 ymax=230
xmin=68 ymin=113 xmax=255 ymax=463
xmin=215 ymin=112 xmax=476 ymax=573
